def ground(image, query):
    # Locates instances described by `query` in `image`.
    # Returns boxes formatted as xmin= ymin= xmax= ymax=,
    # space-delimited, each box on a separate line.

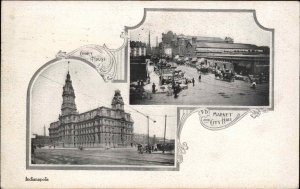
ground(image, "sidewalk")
xmin=144 ymin=64 xmax=160 ymax=92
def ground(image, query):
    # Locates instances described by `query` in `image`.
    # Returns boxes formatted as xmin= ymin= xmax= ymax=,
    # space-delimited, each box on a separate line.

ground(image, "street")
xmin=32 ymin=147 xmax=175 ymax=166
xmin=137 ymin=63 xmax=269 ymax=106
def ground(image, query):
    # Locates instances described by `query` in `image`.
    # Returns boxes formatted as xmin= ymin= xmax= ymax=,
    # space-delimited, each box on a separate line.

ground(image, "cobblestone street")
xmin=135 ymin=64 xmax=269 ymax=106
xmin=32 ymin=147 xmax=175 ymax=166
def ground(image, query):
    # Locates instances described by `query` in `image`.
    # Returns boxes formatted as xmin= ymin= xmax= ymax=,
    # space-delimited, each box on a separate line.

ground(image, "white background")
xmin=1 ymin=1 xmax=299 ymax=188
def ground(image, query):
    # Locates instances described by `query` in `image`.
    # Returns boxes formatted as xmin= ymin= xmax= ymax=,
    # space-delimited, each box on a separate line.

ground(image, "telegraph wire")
xmin=39 ymin=74 xmax=169 ymax=121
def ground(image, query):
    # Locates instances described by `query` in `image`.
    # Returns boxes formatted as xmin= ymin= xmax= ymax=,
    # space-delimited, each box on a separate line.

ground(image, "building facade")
xmin=160 ymin=31 xmax=270 ymax=75
xmin=49 ymin=72 xmax=134 ymax=148
xmin=32 ymin=135 xmax=50 ymax=147
xmin=130 ymin=41 xmax=149 ymax=82
xmin=130 ymin=41 xmax=147 ymax=57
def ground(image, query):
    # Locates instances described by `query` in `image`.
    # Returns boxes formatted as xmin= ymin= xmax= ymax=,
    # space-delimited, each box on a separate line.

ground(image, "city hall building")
xmin=49 ymin=72 xmax=134 ymax=148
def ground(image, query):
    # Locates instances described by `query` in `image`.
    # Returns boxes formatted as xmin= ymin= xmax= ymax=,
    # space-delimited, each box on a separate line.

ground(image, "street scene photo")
xmin=129 ymin=11 xmax=271 ymax=106
xmin=30 ymin=61 xmax=176 ymax=167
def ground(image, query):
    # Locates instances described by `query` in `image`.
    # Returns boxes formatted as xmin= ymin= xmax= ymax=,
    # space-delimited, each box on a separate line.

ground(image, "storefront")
xmin=204 ymin=54 xmax=269 ymax=75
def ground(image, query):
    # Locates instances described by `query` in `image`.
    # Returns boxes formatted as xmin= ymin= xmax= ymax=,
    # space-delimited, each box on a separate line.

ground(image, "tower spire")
xmin=147 ymin=31 xmax=152 ymax=55
xmin=61 ymin=69 xmax=78 ymax=116
xmin=111 ymin=90 xmax=124 ymax=110
xmin=67 ymin=61 xmax=70 ymax=73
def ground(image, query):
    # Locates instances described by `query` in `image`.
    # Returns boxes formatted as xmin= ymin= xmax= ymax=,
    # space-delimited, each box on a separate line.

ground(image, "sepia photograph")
xmin=29 ymin=60 xmax=176 ymax=168
xmin=129 ymin=11 xmax=272 ymax=106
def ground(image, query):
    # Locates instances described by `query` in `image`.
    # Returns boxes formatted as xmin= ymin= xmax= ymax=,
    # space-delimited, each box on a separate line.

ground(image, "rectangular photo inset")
xmin=128 ymin=10 xmax=272 ymax=107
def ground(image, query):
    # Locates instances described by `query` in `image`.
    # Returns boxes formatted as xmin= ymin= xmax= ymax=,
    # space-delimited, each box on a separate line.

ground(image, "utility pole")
xmin=129 ymin=107 xmax=156 ymax=152
xmin=44 ymin=125 xmax=46 ymax=136
xmin=163 ymin=115 xmax=167 ymax=154
xmin=147 ymin=116 xmax=150 ymax=147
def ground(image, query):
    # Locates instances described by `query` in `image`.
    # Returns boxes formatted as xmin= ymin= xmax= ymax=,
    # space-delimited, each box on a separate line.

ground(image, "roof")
xmin=196 ymin=42 xmax=258 ymax=49
xmin=209 ymin=54 xmax=269 ymax=58
xmin=196 ymin=36 xmax=224 ymax=42
xmin=130 ymin=41 xmax=147 ymax=48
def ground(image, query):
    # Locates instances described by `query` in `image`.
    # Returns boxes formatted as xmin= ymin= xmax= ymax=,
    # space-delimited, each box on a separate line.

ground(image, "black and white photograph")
xmin=29 ymin=60 xmax=176 ymax=168
xmin=129 ymin=11 xmax=272 ymax=106
xmin=1 ymin=2 xmax=299 ymax=189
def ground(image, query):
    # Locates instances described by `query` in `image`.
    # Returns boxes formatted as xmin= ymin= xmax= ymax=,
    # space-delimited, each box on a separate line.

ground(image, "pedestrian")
xmin=192 ymin=78 xmax=195 ymax=86
xmin=174 ymin=85 xmax=178 ymax=98
xmin=172 ymin=80 xmax=175 ymax=90
xmin=251 ymin=81 xmax=256 ymax=89
xmin=198 ymin=74 xmax=201 ymax=82
xmin=141 ymin=80 xmax=144 ymax=87
xmin=185 ymin=78 xmax=188 ymax=84
xmin=177 ymin=83 xmax=181 ymax=93
xmin=152 ymin=83 xmax=156 ymax=93
xmin=147 ymin=75 xmax=150 ymax=84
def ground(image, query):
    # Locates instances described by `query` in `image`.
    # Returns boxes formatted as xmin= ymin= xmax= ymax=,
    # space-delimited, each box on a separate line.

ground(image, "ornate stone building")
xmin=49 ymin=72 xmax=134 ymax=148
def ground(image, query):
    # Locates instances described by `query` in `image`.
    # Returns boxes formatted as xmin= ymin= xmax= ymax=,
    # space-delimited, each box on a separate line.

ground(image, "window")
xmin=130 ymin=48 xmax=134 ymax=56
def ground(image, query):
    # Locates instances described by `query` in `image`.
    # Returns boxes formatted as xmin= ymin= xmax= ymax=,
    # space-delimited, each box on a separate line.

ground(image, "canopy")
xmin=198 ymin=58 xmax=206 ymax=63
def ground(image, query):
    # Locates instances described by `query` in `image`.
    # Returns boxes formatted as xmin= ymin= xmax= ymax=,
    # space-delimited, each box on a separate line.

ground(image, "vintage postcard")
xmin=1 ymin=1 xmax=299 ymax=189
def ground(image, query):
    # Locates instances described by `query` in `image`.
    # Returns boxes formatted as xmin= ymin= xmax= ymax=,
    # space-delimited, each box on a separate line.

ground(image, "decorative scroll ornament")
xmin=177 ymin=109 xmax=194 ymax=164
xmin=249 ymin=108 xmax=269 ymax=118
xmin=68 ymin=45 xmax=116 ymax=81
xmin=197 ymin=108 xmax=250 ymax=131
xmin=178 ymin=108 xmax=269 ymax=133
xmin=55 ymin=32 xmax=128 ymax=82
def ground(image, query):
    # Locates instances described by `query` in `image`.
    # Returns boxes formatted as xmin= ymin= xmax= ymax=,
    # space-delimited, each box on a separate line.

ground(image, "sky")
xmin=30 ymin=60 xmax=176 ymax=139
xmin=130 ymin=11 xmax=271 ymax=47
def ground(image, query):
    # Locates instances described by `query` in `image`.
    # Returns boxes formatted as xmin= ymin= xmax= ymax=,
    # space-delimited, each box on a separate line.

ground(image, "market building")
xmin=160 ymin=31 xmax=270 ymax=75
xmin=49 ymin=72 xmax=134 ymax=148
xmin=195 ymin=42 xmax=270 ymax=75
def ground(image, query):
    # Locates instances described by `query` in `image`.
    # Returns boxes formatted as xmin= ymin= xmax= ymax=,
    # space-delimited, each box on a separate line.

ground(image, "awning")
xmin=198 ymin=58 xmax=206 ymax=63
